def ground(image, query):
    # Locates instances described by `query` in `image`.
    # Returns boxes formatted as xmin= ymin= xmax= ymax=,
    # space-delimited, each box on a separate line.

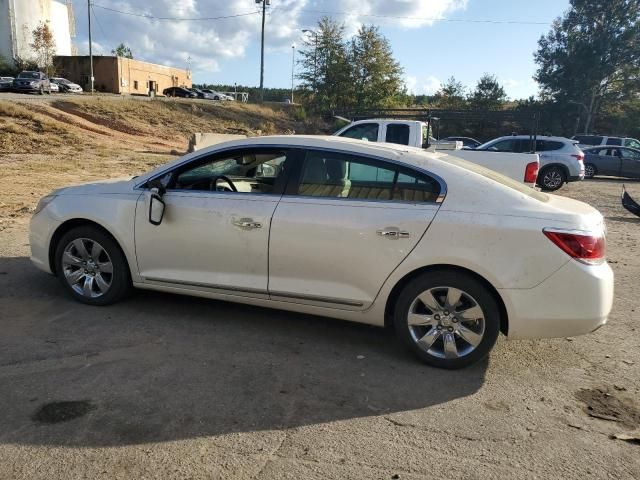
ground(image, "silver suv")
xmin=572 ymin=134 xmax=640 ymax=150
xmin=475 ymin=135 xmax=585 ymax=191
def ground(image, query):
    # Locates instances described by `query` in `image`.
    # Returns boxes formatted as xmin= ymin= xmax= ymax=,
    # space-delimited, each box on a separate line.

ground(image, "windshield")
xmin=18 ymin=72 xmax=40 ymax=79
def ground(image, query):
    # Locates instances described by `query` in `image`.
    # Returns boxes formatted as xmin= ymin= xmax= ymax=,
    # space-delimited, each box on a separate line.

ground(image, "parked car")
xmin=572 ymin=134 xmax=640 ymax=150
xmin=162 ymin=87 xmax=197 ymax=98
xmin=474 ymin=135 xmax=584 ymax=191
xmin=12 ymin=71 xmax=51 ymax=94
xmin=582 ymin=146 xmax=640 ymax=179
xmin=335 ymin=120 xmax=539 ymax=186
xmin=189 ymin=88 xmax=216 ymax=100
xmin=29 ymin=136 xmax=612 ymax=369
xmin=201 ymin=89 xmax=233 ymax=101
xmin=50 ymin=77 xmax=83 ymax=93
xmin=0 ymin=76 xmax=13 ymax=91
xmin=442 ymin=136 xmax=482 ymax=149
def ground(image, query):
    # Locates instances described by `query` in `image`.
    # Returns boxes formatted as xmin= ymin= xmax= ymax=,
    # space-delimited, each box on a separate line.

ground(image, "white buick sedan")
xmin=30 ymin=136 xmax=614 ymax=368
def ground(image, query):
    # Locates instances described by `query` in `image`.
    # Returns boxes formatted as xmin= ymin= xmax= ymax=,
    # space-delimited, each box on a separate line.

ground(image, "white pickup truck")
xmin=334 ymin=119 xmax=540 ymax=186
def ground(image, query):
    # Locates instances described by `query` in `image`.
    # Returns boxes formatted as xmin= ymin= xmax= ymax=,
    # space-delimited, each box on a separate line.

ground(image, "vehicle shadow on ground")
xmin=0 ymin=257 xmax=487 ymax=447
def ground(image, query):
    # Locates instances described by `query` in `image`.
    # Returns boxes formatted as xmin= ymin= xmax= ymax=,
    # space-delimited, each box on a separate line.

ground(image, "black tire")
xmin=393 ymin=270 xmax=501 ymax=369
xmin=54 ymin=226 xmax=132 ymax=306
xmin=538 ymin=165 xmax=566 ymax=191
xmin=584 ymin=163 xmax=597 ymax=179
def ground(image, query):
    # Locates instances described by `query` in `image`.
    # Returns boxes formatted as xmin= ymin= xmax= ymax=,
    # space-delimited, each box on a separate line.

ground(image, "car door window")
xmin=488 ymin=139 xmax=516 ymax=152
xmin=296 ymin=150 xmax=441 ymax=203
xmin=166 ymin=148 xmax=290 ymax=194
xmin=385 ymin=124 xmax=411 ymax=145
xmin=339 ymin=123 xmax=379 ymax=142
xmin=620 ymin=148 xmax=640 ymax=159
xmin=606 ymin=137 xmax=622 ymax=146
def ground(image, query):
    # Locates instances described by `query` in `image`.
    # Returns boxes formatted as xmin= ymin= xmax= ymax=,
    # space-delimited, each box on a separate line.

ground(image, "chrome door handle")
xmin=377 ymin=227 xmax=410 ymax=239
xmin=233 ymin=218 xmax=262 ymax=229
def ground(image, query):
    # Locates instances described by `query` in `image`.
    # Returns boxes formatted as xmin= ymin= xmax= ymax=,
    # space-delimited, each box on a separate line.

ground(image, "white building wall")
xmin=0 ymin=0 xmax=71 ymax=64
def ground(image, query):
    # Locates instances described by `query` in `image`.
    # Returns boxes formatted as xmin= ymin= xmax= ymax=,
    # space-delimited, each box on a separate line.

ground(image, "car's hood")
xmin=52 ymin=177 xmax=136 ymax=195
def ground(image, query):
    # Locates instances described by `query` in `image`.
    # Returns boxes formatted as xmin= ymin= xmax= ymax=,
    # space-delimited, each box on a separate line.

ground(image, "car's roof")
xmin=489 ymin=135 xmax=574 ymax=142
xmin=584 ymin=145 xmax=640 ymax=152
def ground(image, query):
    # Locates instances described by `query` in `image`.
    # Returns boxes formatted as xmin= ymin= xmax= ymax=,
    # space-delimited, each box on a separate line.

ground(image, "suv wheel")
xmin=394 ymin=270 xmax=501 ymax=369
xmin=539 ymin=166 xmax=566 ymax=191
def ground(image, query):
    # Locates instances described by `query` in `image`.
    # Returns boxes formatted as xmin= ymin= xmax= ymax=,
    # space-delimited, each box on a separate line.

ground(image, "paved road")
xmin=0 ymin=179 xmax=639 ymax=479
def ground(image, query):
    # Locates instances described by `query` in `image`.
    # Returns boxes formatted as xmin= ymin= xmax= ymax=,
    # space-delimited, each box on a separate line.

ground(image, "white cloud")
xmin=74 ymin=0 xmax=467 ymax=78
xmin=404 ymin=74 xmax=441 ymax=95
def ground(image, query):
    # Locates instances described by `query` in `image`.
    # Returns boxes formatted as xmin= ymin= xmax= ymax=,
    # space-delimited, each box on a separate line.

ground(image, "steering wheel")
xmin=211 ymin=175 xmax=238 ymax=192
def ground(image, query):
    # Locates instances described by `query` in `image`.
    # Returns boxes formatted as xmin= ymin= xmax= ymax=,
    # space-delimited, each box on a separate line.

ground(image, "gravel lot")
xmin=0 ymin=178 xmax=639 ymax=479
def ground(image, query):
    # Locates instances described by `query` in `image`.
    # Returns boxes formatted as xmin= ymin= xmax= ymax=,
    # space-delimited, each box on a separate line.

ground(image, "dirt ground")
xmin=0 ymin=99 xmax=639 ymax=478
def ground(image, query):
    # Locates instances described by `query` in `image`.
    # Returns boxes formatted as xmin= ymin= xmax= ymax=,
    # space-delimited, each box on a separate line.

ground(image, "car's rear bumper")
xmin=500 ymin=259 xmax=613 ymax=339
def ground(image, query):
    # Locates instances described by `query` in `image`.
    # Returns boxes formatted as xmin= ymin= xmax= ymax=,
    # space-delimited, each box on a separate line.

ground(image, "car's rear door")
xmin=597 ymin=148 xmax=623 ymax=176
xmin=620 ymin=148 xmax=640 ymax=178
xmin=268 ymin=148 xmax=444 ymax=309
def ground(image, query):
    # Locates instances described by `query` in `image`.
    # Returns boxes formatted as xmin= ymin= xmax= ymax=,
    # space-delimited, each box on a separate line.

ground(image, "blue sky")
xmin=76 ymin=0 xmax=570 ymax=99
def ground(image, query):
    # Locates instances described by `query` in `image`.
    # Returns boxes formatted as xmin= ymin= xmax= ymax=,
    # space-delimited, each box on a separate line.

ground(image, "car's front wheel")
xmin=55 ymin=226 xmax=131 ymax=305
xmin=538 ymin=166 xmax=566 ymax=191
xmin=394 ymin=270 xmax=501 ymax=369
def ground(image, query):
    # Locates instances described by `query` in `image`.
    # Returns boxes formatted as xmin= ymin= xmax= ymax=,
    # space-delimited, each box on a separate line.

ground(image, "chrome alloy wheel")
xmin=542 ymin=170 xmax=563 ymax=189
xmin=62 ymin=238 xmax=113 ymax=298
xmin=407 ymin=287 xmax=485 ymax=359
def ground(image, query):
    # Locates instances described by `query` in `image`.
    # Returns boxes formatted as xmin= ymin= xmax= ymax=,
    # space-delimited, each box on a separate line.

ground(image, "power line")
xmin=91 ymin=3 xmax=550 ymax=26
xmin=90 ymin=4 xmax=107 ymax=40
xmin=92 ymin=3 xmax=261 ymax=21
xmin=295 ymin=8 xmax=552 ymax=25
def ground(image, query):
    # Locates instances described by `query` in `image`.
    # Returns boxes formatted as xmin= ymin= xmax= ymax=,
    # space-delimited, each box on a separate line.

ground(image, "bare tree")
xmin=30 ymin=22 xmax=56 ymax=76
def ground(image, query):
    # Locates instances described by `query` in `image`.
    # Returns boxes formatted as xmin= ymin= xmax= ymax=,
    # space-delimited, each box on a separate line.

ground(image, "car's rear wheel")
xmin=584 ymin=163 xmax=597 ymax=179
xmin=394 ymin=271 xmax=501 ymax=369
xmin=539 ymin=166 xmax=566 ymax=191
xmin=55 ymin=226 xmax=131 ymax=306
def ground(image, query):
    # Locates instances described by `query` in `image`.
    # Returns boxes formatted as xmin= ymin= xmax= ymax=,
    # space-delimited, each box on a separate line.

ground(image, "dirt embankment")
xmin=0 ymin=97 xmax=328 ymax=228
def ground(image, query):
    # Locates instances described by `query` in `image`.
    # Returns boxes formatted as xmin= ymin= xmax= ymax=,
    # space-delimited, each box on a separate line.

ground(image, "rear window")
xmin=574 ymin=135 xmax=603 ymax=145
xmin=606 ymin=137 xmax=622 ymax=146
xmin=385 ymin=124 xmax=411 ymax=145
xmin=539 ymin=140 xmax=564 ymax=151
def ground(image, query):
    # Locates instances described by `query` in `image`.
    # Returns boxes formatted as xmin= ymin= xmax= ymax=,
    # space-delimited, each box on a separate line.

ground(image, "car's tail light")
xmin=543 ymin=229 xmax=605 ymax=264
xmin=571 ymin=153 xmax=584 ymax=162
xmin=524 ymin=162 xmax=539 ymax=183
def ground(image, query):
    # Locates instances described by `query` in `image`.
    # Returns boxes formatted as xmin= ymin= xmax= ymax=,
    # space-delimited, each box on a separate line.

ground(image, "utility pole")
xmin=290 ymin=44 xmax=295 ymax=104
xmin=257 ymin=0 xmax=269 ymax=102
xmin=87 ymin=0 xmax=94 ymax=94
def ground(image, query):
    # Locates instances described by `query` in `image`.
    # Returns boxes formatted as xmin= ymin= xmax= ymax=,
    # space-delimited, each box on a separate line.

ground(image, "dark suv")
xmin=13 ymin=71 xmax=51 ymax=94
xmin=163 ymin=87 xmax=196 ymax=98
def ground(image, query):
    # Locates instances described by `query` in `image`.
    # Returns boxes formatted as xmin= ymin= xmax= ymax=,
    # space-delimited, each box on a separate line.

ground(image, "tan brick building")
xmin=53 ymin=56 xmax=192 ymax=95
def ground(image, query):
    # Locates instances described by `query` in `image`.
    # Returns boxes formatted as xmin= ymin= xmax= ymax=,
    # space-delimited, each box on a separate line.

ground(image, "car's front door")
xmin=134 ymin=147 xmax=294 ymax=296
xmin=268 ymin=149 xmax=443 ymax=309
xmin=620 ymin=148 xmax=640 ymax=178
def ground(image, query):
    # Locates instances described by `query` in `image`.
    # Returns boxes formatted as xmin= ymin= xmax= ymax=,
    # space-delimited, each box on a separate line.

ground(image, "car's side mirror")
xmin=148 ymin=188 xmax=165 ymax=226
